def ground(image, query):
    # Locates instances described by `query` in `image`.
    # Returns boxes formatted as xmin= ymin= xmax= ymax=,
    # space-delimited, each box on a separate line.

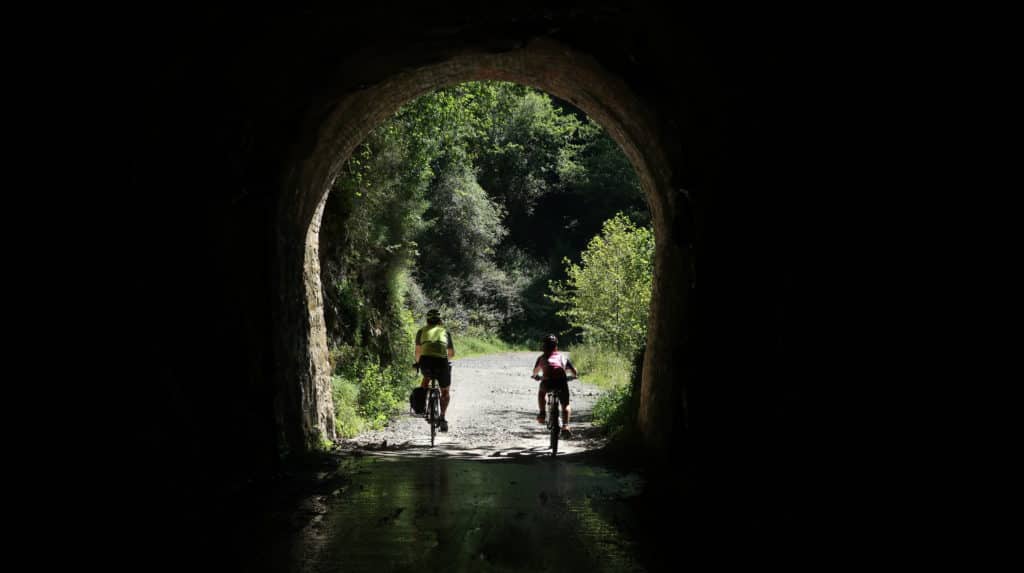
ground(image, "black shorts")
xmin=539 ymin=377 xmax=570 ymax=406
xmin=419 ymin=355 xmax=451 ymax=388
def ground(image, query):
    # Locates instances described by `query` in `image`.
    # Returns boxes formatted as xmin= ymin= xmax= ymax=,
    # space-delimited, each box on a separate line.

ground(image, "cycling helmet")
xmin=542 ymin=334 xmax=558 ymax=351
xmin=426 ymin=309 xmax=441 ymax=323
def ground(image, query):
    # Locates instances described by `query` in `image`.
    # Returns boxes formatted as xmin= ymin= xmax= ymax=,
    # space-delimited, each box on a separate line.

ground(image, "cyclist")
xmin=414 ymin=309 xmax=455 ymax=431
xmin=532 ymin=334 xmax=578 ymax=431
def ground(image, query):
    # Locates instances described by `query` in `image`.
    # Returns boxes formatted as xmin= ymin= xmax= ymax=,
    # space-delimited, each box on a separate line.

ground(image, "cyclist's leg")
xmin=537 ymin=383 xmax=547 ymax=423
xmin=435 ymin=366 xmax=451 ymax=430
xmin=438 ymin=366 xmax=451 ymax=417
xmin=559 ymin=382 xmax=571 ymax=430
xmin=436 ymin=387 xmax=448 ymax=431
xmin=440 ymin=386 xmax=450 ymax=415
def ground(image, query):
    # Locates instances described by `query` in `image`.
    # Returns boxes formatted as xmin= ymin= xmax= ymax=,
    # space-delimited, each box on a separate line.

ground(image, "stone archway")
xmin=273 ymin=38 xmax=694 ymax=455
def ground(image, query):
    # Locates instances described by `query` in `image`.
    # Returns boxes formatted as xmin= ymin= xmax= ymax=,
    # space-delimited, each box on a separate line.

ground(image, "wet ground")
xmin=245 ymin=455 xmax=650 ymax=572
xmin=210 ymin=352 xmax=662 ymax=572
xmin=132 ymin=353 xmax=812 ymax=571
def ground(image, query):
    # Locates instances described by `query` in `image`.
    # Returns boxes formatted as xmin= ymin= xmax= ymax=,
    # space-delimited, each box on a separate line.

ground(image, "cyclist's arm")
xmin=414 ymin=329 xmax=422 ymax=363
xmin=532 ymin=356 xmax=544 ymax=378
xmin=566 ymin=358 xmax=578 ymax=378
xmin=446 ymin=331 xmax=455 ymax=359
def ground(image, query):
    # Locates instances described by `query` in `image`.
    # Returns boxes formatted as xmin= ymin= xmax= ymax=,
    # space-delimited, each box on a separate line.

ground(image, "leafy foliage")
xmin=548 ymin=213 xmax=654 ymax=353
xmin=319 ymin=81 xmax=649 ymax=432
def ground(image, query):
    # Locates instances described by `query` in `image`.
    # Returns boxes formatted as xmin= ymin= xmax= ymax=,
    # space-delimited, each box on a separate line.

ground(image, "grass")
xmin=561 ymin=343 xmax=633 ymax=390
xmin=562 ymin=342 xmax=643 ymax=438
xmin=454 ymin=332 xmax=531 ymax=358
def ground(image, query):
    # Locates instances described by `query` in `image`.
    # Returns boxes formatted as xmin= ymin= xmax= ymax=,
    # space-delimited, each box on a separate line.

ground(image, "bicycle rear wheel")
xmin=549 ymin=396 xmax=560 ymax=456
xmin=429 ymin=389 xmax=440 ymax=446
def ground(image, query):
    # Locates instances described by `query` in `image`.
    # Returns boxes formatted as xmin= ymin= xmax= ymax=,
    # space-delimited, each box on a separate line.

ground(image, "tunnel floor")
xmin=167 ymin=442 xmax=805 ymax=572
xmin=189 ymin=352 xmax=668 ymax=572
xmin=160 ymin=351 xmax=802 ymax=571
xmin=232 ymin=455 xmax=649 ymax=572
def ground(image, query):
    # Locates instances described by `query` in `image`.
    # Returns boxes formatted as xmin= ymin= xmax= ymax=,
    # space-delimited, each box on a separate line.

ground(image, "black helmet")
xmin=426 ymin=309 xmax=441 ymax=323
xmin=542 ymin=334 xmax=557 ymax=351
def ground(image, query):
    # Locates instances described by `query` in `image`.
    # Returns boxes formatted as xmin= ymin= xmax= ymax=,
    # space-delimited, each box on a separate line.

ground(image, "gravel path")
xmin=337 ymin=351 xmax=608 ymax=458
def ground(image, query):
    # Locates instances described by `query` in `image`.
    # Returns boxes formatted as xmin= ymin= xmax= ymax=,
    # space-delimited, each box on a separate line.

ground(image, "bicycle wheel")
xmin=429 ymin=390 xmax=440 ymax=446
xmin=549 ymin=396 xmax=560 ymax=456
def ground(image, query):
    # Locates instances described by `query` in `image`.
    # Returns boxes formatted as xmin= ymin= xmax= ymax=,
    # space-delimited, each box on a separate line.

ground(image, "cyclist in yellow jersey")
xmin=414 ymin=309 xmax=455 ymax=431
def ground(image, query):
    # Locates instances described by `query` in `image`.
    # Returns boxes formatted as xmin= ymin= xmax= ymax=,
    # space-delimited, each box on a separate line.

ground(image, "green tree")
xmin=547 ymin=213 xmax=654 ymax=353
xmin=407 ymin=82 xmax=590 ymax=333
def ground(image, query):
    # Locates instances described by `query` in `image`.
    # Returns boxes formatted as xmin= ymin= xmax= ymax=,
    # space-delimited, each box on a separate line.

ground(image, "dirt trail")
xmin=338 ymin=351 xmax=608 ymax=458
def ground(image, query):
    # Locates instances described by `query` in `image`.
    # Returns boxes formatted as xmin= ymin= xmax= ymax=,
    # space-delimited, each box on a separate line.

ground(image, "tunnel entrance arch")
xmin=275 ymin=38 xmax=692 ymax=455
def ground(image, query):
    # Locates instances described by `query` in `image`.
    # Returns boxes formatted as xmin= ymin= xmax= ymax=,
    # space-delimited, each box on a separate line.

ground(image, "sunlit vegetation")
xmin=319 ymin=81 xmax=651 ymax=436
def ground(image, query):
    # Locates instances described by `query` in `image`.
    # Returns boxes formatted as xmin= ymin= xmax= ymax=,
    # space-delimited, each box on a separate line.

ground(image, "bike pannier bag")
xmin=409 ymin=387 xmax=427 ymax=414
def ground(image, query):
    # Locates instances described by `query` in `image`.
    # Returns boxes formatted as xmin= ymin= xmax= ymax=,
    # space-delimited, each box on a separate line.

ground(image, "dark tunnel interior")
xmin=97 ymin=4 xmax=853 ymax=568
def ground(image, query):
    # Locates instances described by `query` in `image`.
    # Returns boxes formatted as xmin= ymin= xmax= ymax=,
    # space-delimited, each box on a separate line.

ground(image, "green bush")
xmin=359 ymin=363 xmax=412 ymax=429
xmin=331 ymin=354 xmax=417 ymax=435
xmin=592 ymin=380 xmax=635 ymax=435
xmin=548 ymin=213 xmax=654 ymax=355
xmin=331 ymin=376 xmax=364 ymax=438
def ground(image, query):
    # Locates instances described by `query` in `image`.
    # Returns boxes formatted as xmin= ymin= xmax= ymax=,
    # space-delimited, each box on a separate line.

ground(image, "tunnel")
xmin=114 ymin=4 xmax=829 ymax=568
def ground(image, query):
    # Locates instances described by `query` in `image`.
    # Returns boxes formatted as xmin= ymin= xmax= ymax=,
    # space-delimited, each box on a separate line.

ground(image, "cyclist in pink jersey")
xmin=531 ymin=334 xmax=578 ymax=430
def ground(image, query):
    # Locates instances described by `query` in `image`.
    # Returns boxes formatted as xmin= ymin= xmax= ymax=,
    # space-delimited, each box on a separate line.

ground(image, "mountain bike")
xmin=415 ymin=363 xmax=444 ymax=446
xmin=532 ymin=374 xmax=576 ymax=456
